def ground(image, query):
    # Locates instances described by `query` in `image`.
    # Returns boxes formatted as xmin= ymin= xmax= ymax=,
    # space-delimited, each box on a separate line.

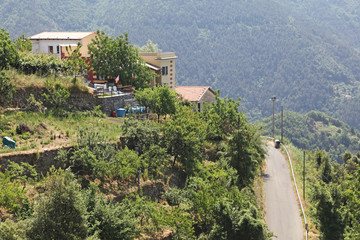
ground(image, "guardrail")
xmin=266 ymin=137 xmax=308 ymax=240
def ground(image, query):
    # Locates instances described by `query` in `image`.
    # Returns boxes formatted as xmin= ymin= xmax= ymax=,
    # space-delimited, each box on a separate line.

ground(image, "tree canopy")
xmin=88 ymin=31 xmax=152 ymax=89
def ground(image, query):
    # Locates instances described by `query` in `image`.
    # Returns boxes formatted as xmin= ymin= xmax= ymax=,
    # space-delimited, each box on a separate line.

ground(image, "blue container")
xmin=117 ymin=108 xmax=126 ymax=117
xmin=2 ymin=136 xmax=16 ymax=149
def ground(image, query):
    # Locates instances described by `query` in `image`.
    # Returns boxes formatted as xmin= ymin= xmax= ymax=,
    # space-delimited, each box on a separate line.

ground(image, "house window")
xmin=49 ymin=46 xmax=53 ymax=54
xmin=162 ymin=66 xmax=168 ymax=75
xmin=57 ymin=46 xmax=60 ymax=54
xmin=198 ymin=103 xmax=201 ymax=112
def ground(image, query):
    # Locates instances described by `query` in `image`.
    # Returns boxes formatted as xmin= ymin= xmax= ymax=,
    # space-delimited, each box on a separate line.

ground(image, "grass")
xmin=4 ymin=68 xmax=89 ymax=92
xmin=284 ymin=142 xmax=320 ymax=240
xmin=0 ymin=110 xmax=124 ymax=154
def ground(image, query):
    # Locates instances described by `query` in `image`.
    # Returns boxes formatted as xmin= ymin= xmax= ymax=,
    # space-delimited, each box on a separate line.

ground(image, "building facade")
xmin=139 ymin=52 xmax=178 ymax=89
xmin=29 ymin=32 xmax=98 ymax=81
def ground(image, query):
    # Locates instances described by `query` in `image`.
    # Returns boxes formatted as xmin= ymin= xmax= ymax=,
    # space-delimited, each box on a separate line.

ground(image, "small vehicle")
xmin=274 ymin=139 xmax=281 ymax=149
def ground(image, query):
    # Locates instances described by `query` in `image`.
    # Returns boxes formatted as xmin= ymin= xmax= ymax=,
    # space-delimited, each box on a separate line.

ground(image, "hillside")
xmin=0 ymin=69 xmax=271 ymax=238
xmin=258 ymin=110 xmax=360 ymax=163
xmin=3 ymin=0 xmax=360 ymax=129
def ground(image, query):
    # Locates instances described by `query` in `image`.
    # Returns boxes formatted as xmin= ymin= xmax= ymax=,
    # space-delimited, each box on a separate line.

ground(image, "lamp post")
xmin=271 ymin=96 xmax=277 ymax=139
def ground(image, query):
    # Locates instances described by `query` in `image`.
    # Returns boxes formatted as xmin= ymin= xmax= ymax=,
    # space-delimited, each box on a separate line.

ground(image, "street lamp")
xmin=271 ymin=96 xmax=276 ymax=139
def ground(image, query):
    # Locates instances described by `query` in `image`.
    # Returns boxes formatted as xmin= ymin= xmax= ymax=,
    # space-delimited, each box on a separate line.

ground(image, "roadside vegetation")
xmin=279 ymin=140 xmax=360 ymax=239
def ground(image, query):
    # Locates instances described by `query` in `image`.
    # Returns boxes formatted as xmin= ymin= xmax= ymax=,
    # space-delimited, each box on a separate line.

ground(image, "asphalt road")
xmin=264 ymin=143 xmax=303 ymax=240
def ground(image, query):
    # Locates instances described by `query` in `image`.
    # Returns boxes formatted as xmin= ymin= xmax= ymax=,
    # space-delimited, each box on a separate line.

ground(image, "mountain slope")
xmin=2 ymin=0 xmax=360 ymax=128
xmin=258 ymin=110 xmax=360 ymax=163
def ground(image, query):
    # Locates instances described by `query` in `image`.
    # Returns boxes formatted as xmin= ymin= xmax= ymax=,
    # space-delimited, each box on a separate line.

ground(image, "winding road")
xmin=264 ymin=143 xmax=303 ymax=240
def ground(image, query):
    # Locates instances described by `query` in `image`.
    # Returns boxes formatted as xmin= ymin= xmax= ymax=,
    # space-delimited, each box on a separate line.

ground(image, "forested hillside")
xmin=259 ymin=110 xmax=360 ymax=163
xmin=3 ymin=0 xmax=360 ymax=129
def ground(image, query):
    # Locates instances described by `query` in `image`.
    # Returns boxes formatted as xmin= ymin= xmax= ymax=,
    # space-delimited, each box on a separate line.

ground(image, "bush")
xmin=26 ymin=168 xmax=88 ymax=240
xmin=0 ymin=71 xmax=16 ymax=105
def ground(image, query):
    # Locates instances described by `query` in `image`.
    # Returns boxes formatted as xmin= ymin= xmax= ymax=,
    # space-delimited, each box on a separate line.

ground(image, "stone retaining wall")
xmin=8 ymin=87 xmax=135 ymax=116
xmin=0 ymin=147 xmax=72 ymax=174
xmin=96 ymin=94 xmax=135 ymax=116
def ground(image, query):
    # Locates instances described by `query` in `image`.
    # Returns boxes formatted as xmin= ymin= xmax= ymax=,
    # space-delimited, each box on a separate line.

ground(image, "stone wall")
xmin=0 ymin=147 xmax=72 ymax=174
xmin=96 ymin=94 xmax=135 ymax=116
xmin=7 ymin=87 xmax=135 ymax=115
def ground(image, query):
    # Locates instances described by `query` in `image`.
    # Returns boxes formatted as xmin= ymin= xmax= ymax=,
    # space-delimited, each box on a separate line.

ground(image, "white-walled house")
xmin=29 ymin=32 xmax=97 ymax=59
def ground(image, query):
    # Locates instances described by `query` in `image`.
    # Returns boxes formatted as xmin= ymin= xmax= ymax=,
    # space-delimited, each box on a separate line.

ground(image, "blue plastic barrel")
xmin=117 ymin=108 xmax=126 ymax=117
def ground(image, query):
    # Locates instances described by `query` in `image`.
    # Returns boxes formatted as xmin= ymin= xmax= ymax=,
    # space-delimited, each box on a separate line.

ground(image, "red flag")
xmin=131 ymin=73 xmax=134 ymax=80
xmin=115 ymin=75 xmax=119 ymax=83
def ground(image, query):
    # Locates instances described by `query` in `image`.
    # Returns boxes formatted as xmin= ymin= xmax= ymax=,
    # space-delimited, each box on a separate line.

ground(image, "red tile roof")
xmin=175 ymin=86 xmax=214 ymax=102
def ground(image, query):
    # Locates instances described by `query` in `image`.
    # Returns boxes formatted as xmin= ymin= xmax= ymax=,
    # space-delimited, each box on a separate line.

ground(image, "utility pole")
xmin=281 ymin=106 xmax=284 ymax=143
xmin=303 ymin=151 xmax=306 ymax=201
xmin=271 ymin=96 xmax=277 ymax=139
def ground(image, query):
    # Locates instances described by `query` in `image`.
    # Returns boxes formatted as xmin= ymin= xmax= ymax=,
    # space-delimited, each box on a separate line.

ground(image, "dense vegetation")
xmin=258 ymin=110 xmax=360 ymax=163
xmin=288 ymin=144 xmax=360 ymax=239
xmin=0 ymin=75 xmax=271 ymax=239
xmin=2 ymin=0 xmax=360 ymax=129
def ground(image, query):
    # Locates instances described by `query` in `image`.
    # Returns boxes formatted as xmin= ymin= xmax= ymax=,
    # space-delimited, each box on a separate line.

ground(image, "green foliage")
xmin=0 ymin=28 xmax=18 ymax=70
xmin=6 ymin=161 xmax=37 ymax=190
xmin=0 ymin=219 xmax=26 ymax=240
xmin=26 ymin=168 xmax=88 ymax=240
xmin=138 ymin=39 xmax=161 ymax=53
xmin=26 ymin=94 xmax=44 ymax=112
xmin=0 ymin=71 xmax=16 ymax=105
xmin=5 ymin=2 xmax=360 ymax=129
xmin=15 ymin=51 xmax=68 ymax=76
xmin=342 ymin=168 xmax=360 ymax=239
xmin=226 ymin=122 xmax=265 ymax=186
xmin=121 ymin=117 xmax=161 ymax=152
xmin=88 ymin=31 xmax=152 ymax=89
xmin=41 ymin=80 xmax=70 ymax=109
xmin=0 ymin=167 xmax=27 ymax=214
xmin=135 ymin=85 xmax=178 ymax=119
xmin=162 ymin=106 xmax=205 ymax=173
xmin=258 ymin=110 xmax=360 ymax=163
xmin=83 ymin=184 xmax=138 ymax=240
xmin=65 ymin=43 xmax=90 ymax=83
xmin=202 ymin=94 xmax=242 ymax=140
xmin=13 ymin=33 xmax=32 ymax=52
xmin=111 ymin=147 xmax=141 ymax=180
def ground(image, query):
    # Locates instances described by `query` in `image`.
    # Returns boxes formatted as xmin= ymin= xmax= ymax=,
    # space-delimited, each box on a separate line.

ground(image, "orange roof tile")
xmin=175 ymin=86 xmax=214 ymax=102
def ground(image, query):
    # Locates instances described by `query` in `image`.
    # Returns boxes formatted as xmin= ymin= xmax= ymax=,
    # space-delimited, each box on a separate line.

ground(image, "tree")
xmin=41 ymin=80 xmax=70 ymax=109
xmin=138 ymin=40 xmax=161 ymax=53
xmin=13 ymin=33 xmax=32 ymax=52
xmin=135 ymin=85 xmax=179 ymax=121
xmin=226 ymin=118 xmax=265 ymax=186
xmin=0 ymin=71 xmax=16 ymax=105
xmin=26 ymin=168 xmax=88 ymax=240
xmin=202 ymin=93 xmax=242 ymax=140
xmin=88 ymin=31 xmax=152 ymax=89
xmin=65 ymin=43 xmax=90 ymax=83
xmin=0 ymin=28 xmax=18 ymax=70
xmin=162 ymin=106 xmax=205 ymax=173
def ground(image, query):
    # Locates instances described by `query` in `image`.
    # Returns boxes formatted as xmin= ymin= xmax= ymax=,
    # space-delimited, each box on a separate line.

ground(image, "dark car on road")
xmin=275 ymin=139 xmax=281 ymax=148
